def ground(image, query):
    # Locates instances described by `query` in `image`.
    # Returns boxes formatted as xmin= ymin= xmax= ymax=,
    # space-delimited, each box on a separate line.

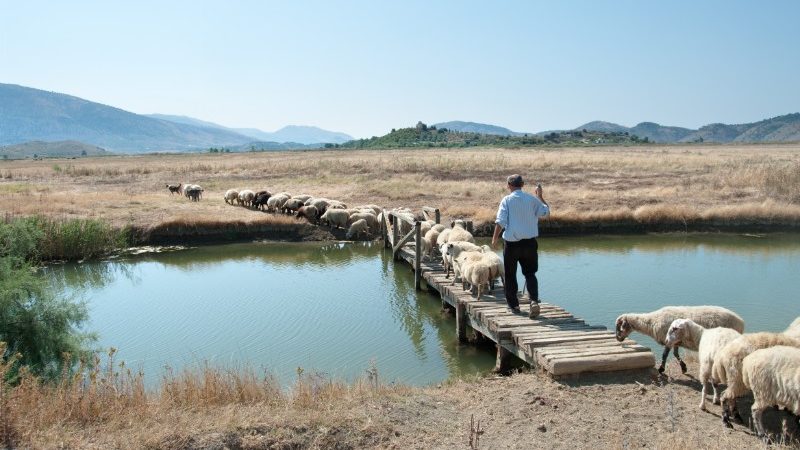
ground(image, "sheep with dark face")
xmin=166 ymin=183 xmax=182 ymax=195
xmin=252 ymin=191 xmax=272 ymax=210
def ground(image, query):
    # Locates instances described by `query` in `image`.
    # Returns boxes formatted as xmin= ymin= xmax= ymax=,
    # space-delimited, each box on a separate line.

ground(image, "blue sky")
xmin=2 ymin=0 xmax=798 ymax=138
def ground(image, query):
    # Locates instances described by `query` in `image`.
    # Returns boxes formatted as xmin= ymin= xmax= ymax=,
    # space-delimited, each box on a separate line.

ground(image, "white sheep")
xmin=447 ymin=220 xmax=474 ymax=243
xmin=664 ymin=319 xmax=742 ymax=410
xmin=346 ymin=219 xmax=369 ymax=239
xmin=292 ymin=194 xmax=313 ymax=203
xmin=238 ymin=189 xmax=255 ymax=207
xmin=615 ymin=305 xmax=745 ymax=374
xmin=459 ymin=258 xmax=492 ymax=301
xmin=783 ymin=316 xmax=800 ymax=340
xmin=421 ymin=228 xmax=440 ymax=261
xmin=712 ymin=332 xmax=800 ymax=428
xmin=432 ymin=224 xmax=446 ymax=233
xmin=320 ymin=208 xmax=349 ymax=230
xmin=444 ymin=241 xmax=483 ymax=282
xmin=282 ymin=198 xmax=305 ymax=214
xmin=478 ymin=245 xmax=505 ymax=290
xmin=224 ymin=189 xmax=239 ymax=205
xmin=348 ymin=212 xmax=378 ymax=231
xmin=453 ymin=251 xmax=485 ymax=288
xmin=742 ymin=345 xmax=800 ymax=441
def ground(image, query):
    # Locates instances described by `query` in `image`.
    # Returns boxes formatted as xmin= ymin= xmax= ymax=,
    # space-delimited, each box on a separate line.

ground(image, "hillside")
xmin=432 ymin=120 xmax=524 ymax=136
xmin=577 ymin=114 xmax=800 ymax=143
xmin=149 ymin=115 xmax=354 ymax=144
xmin=339 ymin=122 xmax=641 ymax=149
xmin=0 ymin=140 xmax=111 ymax=159
xmin=0 ymin=84 xmax=253 ymax=152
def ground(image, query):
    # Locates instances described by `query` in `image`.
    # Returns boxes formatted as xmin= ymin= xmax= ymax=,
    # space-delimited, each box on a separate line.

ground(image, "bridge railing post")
xmin=391 ymin=214 xmax=399 ymax=259
xmin=414 ymin=221 xmax=422 ymax=290
xmin=434 ymin=208 xmax=440 ymax=224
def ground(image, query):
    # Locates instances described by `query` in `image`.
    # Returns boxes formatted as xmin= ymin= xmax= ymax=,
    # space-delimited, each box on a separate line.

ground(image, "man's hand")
xmin=535 ymin=184 xmax=543 ymax=198
xmin=492 ymin=224 xmax=502 ymax=249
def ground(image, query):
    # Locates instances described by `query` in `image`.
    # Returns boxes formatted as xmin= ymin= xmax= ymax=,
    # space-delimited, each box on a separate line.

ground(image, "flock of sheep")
xmin=221 ymin=188 xmax=382 ymax=239
xmin=166 ymin=183 xmax=799 ymax=442
xmin=616 ymin=305 xmax=800 ymax=441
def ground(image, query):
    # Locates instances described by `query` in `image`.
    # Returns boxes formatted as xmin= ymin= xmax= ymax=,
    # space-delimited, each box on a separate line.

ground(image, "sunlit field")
xmin=1 ymin=144 xmax=799 ymax=233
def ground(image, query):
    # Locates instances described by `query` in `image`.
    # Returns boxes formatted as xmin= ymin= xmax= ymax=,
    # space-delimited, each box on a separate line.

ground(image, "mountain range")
xmin=1 ymin=83 xmax=798 ymax=155
xmin=0 ymin=83 xmax=352 ymax=153
xmin=146 ymin=114 xmax=353 ymax=145
xmin=439 ymin=115 xmax=800 ymax=143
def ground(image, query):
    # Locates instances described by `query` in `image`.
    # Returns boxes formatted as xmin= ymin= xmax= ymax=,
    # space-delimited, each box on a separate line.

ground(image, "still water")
xmin=46 ymin=233 xmax=800 ymax=387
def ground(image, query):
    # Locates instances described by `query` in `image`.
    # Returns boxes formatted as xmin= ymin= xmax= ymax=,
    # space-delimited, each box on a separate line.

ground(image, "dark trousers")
xmin=503 ymin=238 xmax=539 ymax=309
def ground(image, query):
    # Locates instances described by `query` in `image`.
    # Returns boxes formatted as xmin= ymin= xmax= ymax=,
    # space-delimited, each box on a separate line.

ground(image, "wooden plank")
xmin=537 ymin=342 xmax=648 ymax=357
xmin=524 ymin=333 xmax=618 ymax=347
xmin=514 ymin=330 xmax=614 ymax=341
xmin=539 ymin=347 xmax=651 ymax=371
xmin=548 ymin=352 xmax=656 ymax=376
xmin=540 ymin=345 xmax=650 ymax=360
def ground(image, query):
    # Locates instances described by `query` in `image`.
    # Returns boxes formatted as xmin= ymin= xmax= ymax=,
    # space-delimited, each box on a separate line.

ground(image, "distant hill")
xmin=0 ymin=84 xmax=253 ymax=152
xmin=576 ymin=121 xmax=630 ymax=134
xmin=432 ymin=121 xmax=525 ymax=136
xmin=149 ymin=115 xmax=354 ymax=145
xmin=0 ymin=140 xmax=111 ymax=159
xmin=340 ymin=122 xmax=640 ymax=149
xmin=576 ymin=114 xmax=800 ymax=143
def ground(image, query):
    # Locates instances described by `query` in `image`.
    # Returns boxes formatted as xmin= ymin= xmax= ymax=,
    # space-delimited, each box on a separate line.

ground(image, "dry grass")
xmin=1 ymin=144 xmax=799 ymax=235
xmin=4 ymin=345 xmax=792 ymax=449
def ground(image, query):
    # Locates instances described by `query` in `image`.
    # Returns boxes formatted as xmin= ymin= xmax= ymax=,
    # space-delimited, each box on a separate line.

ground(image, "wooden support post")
xmin=493 ymin=345 xmax=512 ymax=373
xmin=414 ymin=221 xmax=422 ymax=290
xmin=391 ymin=214 xmax=399 ymax=259
xmin=380 ymin=210 xmax=388 ymax=248
xmin=434 ymin=208 xmax=440 ymax=224
xmin=456 ymin=301 xmax=467 ymax=343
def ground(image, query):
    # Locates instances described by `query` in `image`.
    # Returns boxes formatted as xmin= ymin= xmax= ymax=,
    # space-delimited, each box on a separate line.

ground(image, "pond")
xmin=46 ymin=233 xmax=800 ymax=387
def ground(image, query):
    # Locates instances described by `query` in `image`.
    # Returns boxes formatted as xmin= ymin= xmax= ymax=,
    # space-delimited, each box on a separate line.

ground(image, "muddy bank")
xmin=129 ymin=217 xmax=800 ymax=247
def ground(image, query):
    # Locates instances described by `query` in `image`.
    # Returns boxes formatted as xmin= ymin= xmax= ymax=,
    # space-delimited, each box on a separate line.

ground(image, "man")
xmin=491 ymin=174 xmax=550 ymax=318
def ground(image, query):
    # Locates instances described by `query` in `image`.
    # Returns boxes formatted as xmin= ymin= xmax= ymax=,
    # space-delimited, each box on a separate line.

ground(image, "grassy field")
xmin=1 ymin=144 xmax=800 ymax=237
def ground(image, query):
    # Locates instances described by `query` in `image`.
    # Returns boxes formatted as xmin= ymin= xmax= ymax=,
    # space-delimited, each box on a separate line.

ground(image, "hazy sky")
xmin=2 ymin=1 xmax=798 ymax=138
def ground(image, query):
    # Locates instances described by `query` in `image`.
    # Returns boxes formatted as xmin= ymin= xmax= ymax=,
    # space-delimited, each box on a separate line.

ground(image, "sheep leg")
xmin=672 ymin=346 xmax=688 ymax=373
xmin=658 ymin=346 xmax=670 ymax=373
xmin=711 ymin=382 xmax=720 ymax=405
xmin=699 ymin=380 xmax=708 ymax=411
xmin=751 ymin=403 xmax=769 ymax=443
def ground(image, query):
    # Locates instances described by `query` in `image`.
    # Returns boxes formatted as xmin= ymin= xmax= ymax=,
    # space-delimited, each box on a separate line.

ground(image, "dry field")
xmin=1 ymin=143 xmax=799 ymax=237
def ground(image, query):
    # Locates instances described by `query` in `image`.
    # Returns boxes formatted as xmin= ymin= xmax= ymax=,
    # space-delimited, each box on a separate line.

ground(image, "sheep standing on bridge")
xmin=614 ymin=305 xmax=745 ymax=374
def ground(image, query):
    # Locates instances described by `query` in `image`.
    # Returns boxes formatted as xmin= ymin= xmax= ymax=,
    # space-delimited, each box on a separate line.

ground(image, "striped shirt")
xmin=495 ymin=189 xmax=550 ymax=242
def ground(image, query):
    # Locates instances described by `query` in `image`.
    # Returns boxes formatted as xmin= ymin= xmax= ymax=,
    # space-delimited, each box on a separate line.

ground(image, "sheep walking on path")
xmin=742 ymin=345 xmax=800 ymax=442
xmin=665 ymin=319 xmax=742 ymax=410
xmin=615 ymin=305 xmax=745 ymax=374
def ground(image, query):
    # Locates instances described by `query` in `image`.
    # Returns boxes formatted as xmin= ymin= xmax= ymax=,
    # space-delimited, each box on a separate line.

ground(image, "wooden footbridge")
xmin=381 ymin=208 xmax=655 ymax=376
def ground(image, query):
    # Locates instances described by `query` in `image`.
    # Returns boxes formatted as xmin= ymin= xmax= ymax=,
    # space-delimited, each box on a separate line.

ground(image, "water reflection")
xmin=45 ymin=233 xmax=800 ymax=387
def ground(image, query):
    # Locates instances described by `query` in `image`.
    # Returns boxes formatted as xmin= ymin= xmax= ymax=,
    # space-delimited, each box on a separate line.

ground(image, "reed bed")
xmin=0 ymin=344 xmax=410 ymax=448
